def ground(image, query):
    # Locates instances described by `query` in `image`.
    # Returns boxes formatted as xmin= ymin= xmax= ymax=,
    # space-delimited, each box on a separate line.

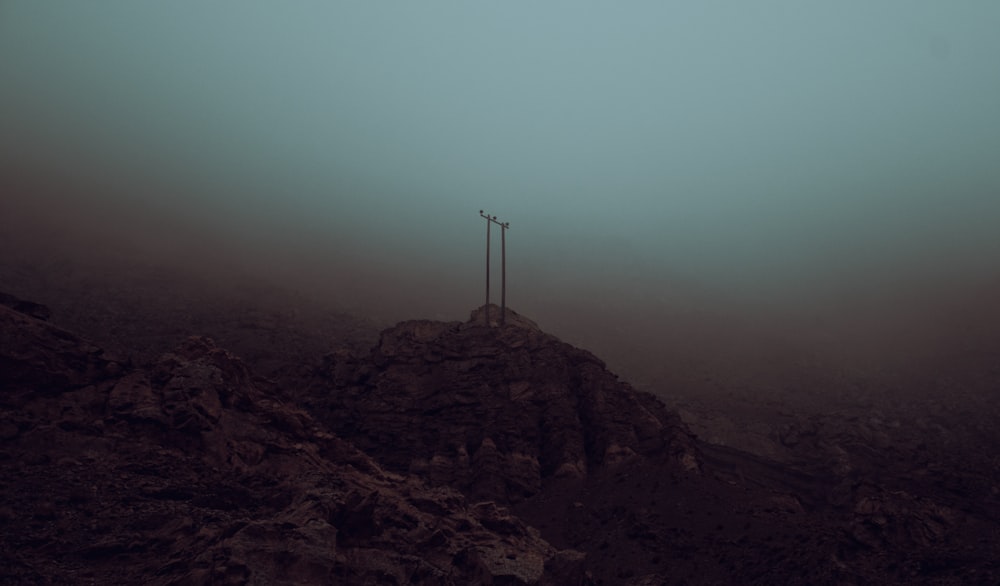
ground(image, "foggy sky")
xmin=2 ymin=2 xmax=999 ymax=389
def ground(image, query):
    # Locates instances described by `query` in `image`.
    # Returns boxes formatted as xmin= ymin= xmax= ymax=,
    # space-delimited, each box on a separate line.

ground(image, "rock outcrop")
xmin=0 ymin=296 xmax=588 ymax=585
xmin=309 ymin=305 xmax=700 ymax=504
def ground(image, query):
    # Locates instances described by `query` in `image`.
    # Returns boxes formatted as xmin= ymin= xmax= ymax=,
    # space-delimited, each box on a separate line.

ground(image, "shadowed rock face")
xmin=309 ymin=304 xmax=700 ymax=504
xmin=0 ymin=296 xmax=589 ymax=585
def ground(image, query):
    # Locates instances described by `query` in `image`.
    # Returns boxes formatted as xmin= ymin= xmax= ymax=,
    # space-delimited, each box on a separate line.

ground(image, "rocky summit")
xmin=308 ymin=305 xmax=700 ymax=505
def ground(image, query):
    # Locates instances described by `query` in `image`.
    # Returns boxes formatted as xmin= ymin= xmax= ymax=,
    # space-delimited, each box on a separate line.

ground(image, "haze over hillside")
xmin=2 ymin=2 xmax=999 ymax=399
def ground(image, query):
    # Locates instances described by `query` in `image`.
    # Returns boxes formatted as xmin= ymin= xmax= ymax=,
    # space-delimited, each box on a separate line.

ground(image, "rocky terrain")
xmin=0 ymin=295 xmax=587 ymax=584
xmin=2 ymin=260 xmax=1000 ymax=584
xmin=302 ymin=304 xmax=1000 ymax=585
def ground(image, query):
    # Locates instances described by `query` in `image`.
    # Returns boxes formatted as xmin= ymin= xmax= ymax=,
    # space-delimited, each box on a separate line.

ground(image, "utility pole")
xmin=501 ymin=221 xmax=507 ymax=324
xmin=479 ymin=210 xmax=510 ymax=326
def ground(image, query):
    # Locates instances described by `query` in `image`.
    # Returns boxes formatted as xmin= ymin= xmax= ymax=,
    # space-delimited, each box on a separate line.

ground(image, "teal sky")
xmin=2 ymin=2 xmax=999 ymax=340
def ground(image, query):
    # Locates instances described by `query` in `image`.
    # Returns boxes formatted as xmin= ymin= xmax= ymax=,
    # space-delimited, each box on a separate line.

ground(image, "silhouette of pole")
xmin=500 ymin=222 xmax=507 ymax=325
xmin=479 ymin=210 xmax=510 ymax=327
xmin=484 ymin=212 xmax=491 ymax=325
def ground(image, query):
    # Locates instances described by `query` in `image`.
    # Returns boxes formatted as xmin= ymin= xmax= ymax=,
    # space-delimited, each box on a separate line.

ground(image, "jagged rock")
xmin=0 ymin=300 xmax=589 ymax=585
xmin=310 ymin=304 xmax=700 ymax=504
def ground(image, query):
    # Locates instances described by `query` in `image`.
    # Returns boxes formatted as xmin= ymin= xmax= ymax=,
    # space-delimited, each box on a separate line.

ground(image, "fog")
xmin=2 ymin=2 xmax=999 ymax=396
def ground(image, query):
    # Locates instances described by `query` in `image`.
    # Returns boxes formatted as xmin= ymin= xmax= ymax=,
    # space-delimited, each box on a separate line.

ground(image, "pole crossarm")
xmin=478 ymin=210 xmax=510 ymax=326
xmin=479 ymin=210 xmax=510 ymax=231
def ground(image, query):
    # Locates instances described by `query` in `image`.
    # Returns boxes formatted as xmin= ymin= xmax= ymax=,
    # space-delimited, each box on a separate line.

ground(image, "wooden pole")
xmin=485 ymin=214 xmax=491 ymax=326
xmin=500 ymin=223 xmax=506 ymax=325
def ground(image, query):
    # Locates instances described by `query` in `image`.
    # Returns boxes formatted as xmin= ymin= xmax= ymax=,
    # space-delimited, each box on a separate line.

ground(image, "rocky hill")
xmin=306 ymin=305 xmax=699 ymax=505
xmin=303 ymin=304 xmax=1000 ymax=585
xmin=0 ymin=295 xmax=587 ymax=585
xmin=3 ymin=290 xmax=999 ymax=584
